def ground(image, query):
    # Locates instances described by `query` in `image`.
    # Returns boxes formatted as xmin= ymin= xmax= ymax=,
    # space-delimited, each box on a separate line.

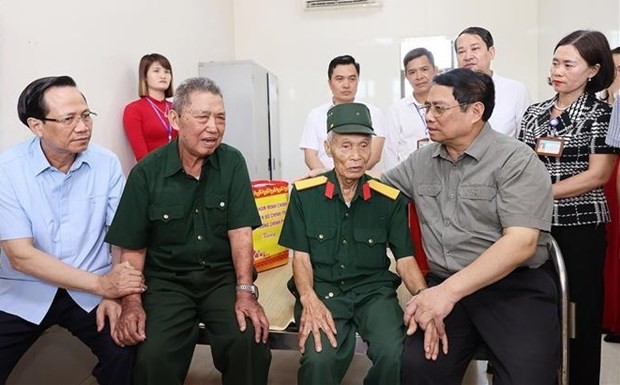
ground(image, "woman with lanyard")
xmin=518 ymin=30 xmax=616 ymax=385
xmin=123 ymin=53 xmax=175 ymax=161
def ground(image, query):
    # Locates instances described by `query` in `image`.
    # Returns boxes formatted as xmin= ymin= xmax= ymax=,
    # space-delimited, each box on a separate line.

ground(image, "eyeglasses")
xmin=418 ymin=103 xmax=470 ymax=117
xmin=40 ymin=111 xmax=97 ymax=128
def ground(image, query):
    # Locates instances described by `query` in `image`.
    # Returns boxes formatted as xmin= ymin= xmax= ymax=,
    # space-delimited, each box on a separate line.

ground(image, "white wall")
xmin=3 ymin=1 xmax=616 ymax=182
xmin=0 ymin=0 xmax=235 ymax=175
xmin=232 ymin=0 xmax=540 ymax=181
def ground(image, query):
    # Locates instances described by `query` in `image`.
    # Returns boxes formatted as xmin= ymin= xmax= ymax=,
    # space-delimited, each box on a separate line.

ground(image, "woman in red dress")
xmin=123 ymin=53 xmax=176 ymax=161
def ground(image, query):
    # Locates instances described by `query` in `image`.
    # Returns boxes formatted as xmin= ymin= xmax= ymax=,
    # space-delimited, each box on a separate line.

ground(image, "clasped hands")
xmin=97 ymin=261 xmax=146 ymax=299
xmin=403 ymin=285 xmax=452 ymax=360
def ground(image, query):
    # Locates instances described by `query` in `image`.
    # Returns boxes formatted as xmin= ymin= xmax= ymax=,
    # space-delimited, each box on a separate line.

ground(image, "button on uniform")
xmin=197 ymin=235 xmax=203 ymax=241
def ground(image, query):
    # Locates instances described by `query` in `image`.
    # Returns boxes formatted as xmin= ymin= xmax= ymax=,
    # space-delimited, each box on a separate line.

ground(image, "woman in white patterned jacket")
xmin=518 ymin=30 xmax=617 ymax=385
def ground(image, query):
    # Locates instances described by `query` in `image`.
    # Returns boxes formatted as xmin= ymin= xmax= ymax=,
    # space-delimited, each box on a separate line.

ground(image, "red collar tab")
xmin=324 ymin=181 xmax=335 ymax=199
xmin=362 ymin=182 xmax=371 ymax=201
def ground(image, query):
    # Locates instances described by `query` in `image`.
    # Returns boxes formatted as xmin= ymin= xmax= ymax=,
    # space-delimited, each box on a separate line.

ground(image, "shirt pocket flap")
xmin=418 ymin=184 xmax=442 ymax=197
xmin=149 ymin=205 xmax=184 ymax=222
xmin=459 ymin=186 xmax=496 ymax=200
xmin=205 ymin=195 xmax=228 ymax=211
xmin=306 ymin=225 xmax=337 ymax=243
xmin=353 ymin=228 xmax=387 ymax=247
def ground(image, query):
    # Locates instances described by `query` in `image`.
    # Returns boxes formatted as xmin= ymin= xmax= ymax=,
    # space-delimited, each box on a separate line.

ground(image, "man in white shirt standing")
xmin=299 ymin=55 xmax=386 ymax=170
xmin=383 ymin=48 xmax=438 ymax=170
xmin=455 ymin=26 xmax=530 ymax=138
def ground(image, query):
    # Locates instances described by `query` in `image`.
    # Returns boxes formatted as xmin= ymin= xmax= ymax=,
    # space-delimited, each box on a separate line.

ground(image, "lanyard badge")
xmin=535 ymin=117 xmax=565 ymax=157
xmin=415 ymin=103 xmax=431 ymax=149
xmin=146 ymin=98 xmax=173 ymax=142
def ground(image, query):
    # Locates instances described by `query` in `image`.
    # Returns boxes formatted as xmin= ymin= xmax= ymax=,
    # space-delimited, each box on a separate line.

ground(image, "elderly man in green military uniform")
xmin=279 ymin=103 xmax=428 ymax=385
xmin=104 ymin=77 xmax=271 ymax=385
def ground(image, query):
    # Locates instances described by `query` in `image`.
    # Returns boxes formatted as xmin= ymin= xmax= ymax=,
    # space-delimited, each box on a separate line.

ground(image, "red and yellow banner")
xmin=252 ymin=180 xmax=290 ymax=272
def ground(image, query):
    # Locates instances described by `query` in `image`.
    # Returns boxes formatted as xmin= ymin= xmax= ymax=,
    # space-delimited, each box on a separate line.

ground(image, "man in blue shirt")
xmin=0 ymin=76 xmax=146 ymax=384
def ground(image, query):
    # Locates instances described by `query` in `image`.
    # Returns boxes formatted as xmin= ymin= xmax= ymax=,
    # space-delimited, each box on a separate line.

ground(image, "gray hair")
xmin=326 ymin=130 xmax=335 ymax=144
xmin=172 ymin=77 xmax=223 ymax=113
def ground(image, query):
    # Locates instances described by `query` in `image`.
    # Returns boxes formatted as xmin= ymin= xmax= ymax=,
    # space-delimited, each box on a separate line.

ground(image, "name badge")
xmin=417 ymin=138 xmax=431 ymax=149
xmin=535 ymin=136 xmax=565 ymax=157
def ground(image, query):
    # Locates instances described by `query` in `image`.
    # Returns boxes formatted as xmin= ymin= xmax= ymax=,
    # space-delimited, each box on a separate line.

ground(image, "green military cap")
xmin=326 ymin=103 xmax=375 ymax=135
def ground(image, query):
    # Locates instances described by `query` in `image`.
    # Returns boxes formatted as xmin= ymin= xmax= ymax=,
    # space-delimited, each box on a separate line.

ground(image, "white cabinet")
xmin=198 ymin=60 xmax=280 ymax=180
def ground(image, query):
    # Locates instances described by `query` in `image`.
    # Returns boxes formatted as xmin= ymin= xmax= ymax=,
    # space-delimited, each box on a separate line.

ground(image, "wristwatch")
xmin=236 ymin=284 xmax=259 ymax=298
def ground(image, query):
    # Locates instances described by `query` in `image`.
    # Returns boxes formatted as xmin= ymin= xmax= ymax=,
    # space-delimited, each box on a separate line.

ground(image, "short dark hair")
xmin=327 ymin=55 xmax=360 ymax=79
xmin=555 ymin=30 xmax=614 ymax=93
xmin=433 ymin=68 xmax=495 ymax=122
xmin=403 ymin=48 xmax=435 ymax=68
xmin=455 ymin=26 xmax=494 ymax=51
xmin=138 ymin=53 xmax=174 ymax=98
xmin=610 ymin=46 xmax=620 ymax=55
xmin=17 ymin=76 xmax=78 ymax=127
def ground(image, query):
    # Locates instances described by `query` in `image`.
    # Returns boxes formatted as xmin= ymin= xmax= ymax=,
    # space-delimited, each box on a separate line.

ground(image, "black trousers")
xmin=552 ymin=224 xmax=606 ymax=385
xmin=402 ymin=264 xmax=560 ymax=385
xmin=0 ymin=288 xmax=135 ymax=385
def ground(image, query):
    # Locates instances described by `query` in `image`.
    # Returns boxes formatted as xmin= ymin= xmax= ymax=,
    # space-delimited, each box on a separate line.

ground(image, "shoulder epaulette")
xmin=294 ymin=176 xmax=328 ymax=191
xmin=367 ymin=179 xmax=400 ymax=200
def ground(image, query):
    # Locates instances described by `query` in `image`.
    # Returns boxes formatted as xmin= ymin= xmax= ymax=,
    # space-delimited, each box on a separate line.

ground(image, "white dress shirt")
xmin=383 ymin=94 xmax=428 ymax=170
xmin=490 ymin=72 xmax=531 ymax=138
